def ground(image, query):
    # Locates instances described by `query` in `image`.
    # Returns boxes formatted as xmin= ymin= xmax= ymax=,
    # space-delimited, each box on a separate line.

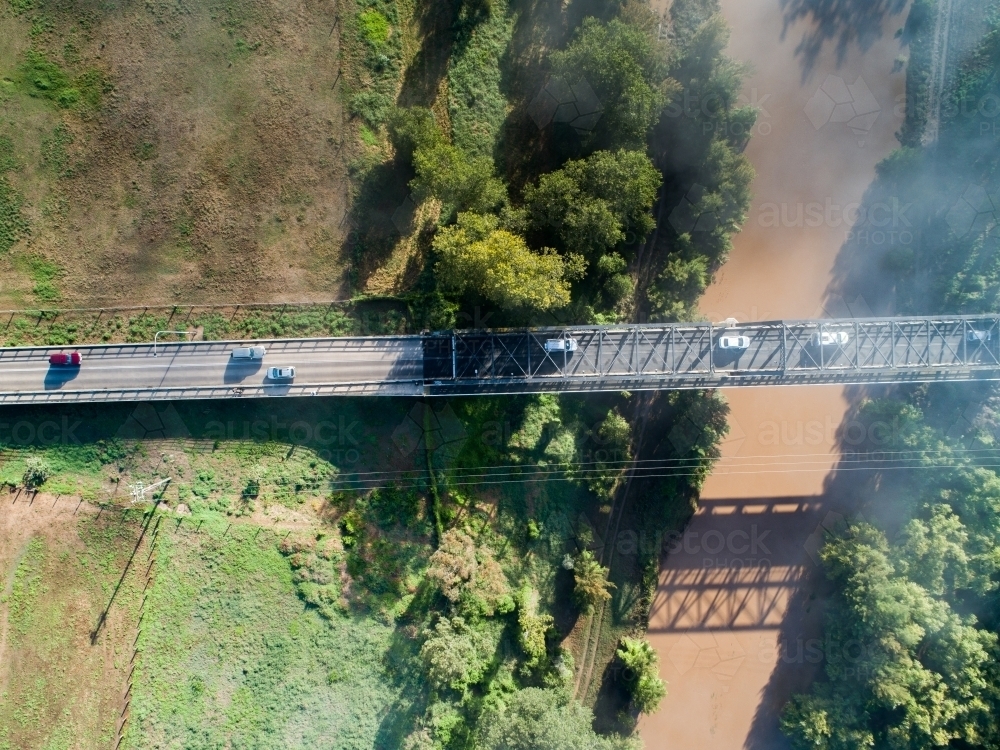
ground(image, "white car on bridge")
xmin=813 ymin=330 xmax=849 ymax=346
xmin=967 ymin=329 xmax=991 ymax=343
xmin=266 ymin=366 xmax=295 ymax=381
xmin=717 ymin=335 xmax=750 ymax=350
xmin=231 ymin=345 xmax=266 ymax=359
xmin=544 ymin=338 xmax=578 ymax=353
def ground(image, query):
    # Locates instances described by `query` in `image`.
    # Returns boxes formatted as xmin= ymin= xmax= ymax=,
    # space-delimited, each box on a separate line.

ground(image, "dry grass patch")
xmin=0 ymin=0 xmax=350 ymax=306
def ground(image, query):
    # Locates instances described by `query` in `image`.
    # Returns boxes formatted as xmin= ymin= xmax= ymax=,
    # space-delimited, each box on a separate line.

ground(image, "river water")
xmin=640 ymin=1 xmax=908 ymax=747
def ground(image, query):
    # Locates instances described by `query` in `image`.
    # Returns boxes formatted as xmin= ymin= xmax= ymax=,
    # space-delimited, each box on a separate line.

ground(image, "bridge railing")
xmin=435 ymin=315 xmax=1000 ymax=384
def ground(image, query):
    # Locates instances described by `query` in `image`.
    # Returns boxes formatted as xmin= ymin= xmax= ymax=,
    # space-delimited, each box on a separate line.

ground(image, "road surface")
xmin=0 ymin=338 xmax=425 ymax=402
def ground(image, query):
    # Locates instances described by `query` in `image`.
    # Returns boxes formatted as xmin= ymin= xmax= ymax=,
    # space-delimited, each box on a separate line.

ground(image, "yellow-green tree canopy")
xmin=433 ymin=213 xmax=584 ymax=312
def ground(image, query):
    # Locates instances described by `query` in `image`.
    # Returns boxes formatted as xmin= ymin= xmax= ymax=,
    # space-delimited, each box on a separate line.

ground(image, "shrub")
xmin=426 ymin=528 xmax=478 ymax=602
xmin=476 ymin=687 xmax=638 ymax=750
xmin=22 ymin=455 xmax=52 ymax=489
xmin=339 ymin=508 xmax=365 ymax=548
xmin=388 ymin=107 xmax=445 ymax=164
xmin=587 ymin=410 xmax=632 ymax=498
xmin=517 ymin=588 xmax=553 ymax=669
xmin=617 ymin=636 xmax=667 ymax=714
xmin=572 ymin=549 xmax=615 ymax=613
xmin=350 ymin=91 xmax=394 ymax=128
xmin=426 ymin=528 xmax=513 ymax=616
xmin=357 ymin=9 xmax=390 ymax=47
xmin=16 ymin=51 xmax=110 ymax=111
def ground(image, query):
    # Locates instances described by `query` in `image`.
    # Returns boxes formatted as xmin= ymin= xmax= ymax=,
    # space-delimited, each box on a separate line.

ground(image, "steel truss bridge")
xmin=0 ymin=315 xmax=998 ymax=403
xmin=422 ymin=315 xmax=1000 ymax=396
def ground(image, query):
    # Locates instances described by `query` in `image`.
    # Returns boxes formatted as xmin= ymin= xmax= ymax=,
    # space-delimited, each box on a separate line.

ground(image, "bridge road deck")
xmin=0 ymin=316 xmax=996 ymax=403
xmin=425 ymin=316 xmax=1000 ymax=395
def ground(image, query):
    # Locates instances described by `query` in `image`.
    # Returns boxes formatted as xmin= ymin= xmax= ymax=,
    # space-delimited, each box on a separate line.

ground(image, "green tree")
xmin=524 ymin=149 xmax=661 ymax=261
xmin=434 ymin=213 xmax=583 ymax=312
xmin=616 ymin=637 xmax=667 ymax=714
xmin=647 ymin=255 xmax=709 ymax=321
xmin=420 ymin=616 xmax=499 ymax=693
xmin=549 ymin=18 xmax=672 ymax=150
xmin=411 ymin=142 xmax=507 ymax=216
xmin=572 ymin=550 xmax=615 ymax=614
xmin=476 ymin=687 xmax=638 ymax=750
xmin=780 ymin=520 xmax=1000 ymax=750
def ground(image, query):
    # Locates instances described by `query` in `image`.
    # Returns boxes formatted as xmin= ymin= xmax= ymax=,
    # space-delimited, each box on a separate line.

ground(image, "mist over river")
xmin=641 ymin=1 xmax=908 ymax=746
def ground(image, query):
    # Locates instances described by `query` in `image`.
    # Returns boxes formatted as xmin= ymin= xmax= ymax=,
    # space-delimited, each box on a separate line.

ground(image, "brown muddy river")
xmin=640 ymin=1 xmax=908 ymax=747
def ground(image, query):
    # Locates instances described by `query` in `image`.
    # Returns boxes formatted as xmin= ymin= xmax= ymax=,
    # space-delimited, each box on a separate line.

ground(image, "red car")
xmin=49 ymin=351 xmax=82 ymax=366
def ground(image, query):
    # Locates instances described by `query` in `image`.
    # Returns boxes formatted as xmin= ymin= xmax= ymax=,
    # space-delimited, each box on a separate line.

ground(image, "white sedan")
xmin=266 ymin=366 xmax=296 ymax=381
xmin=813 ymin=331 xmax=849 ymax=346
xmin=717 ymin=335 xmax=750 ymax=350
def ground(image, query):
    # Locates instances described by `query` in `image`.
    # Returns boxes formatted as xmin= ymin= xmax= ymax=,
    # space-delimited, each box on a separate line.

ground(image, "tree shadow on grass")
xmin=781 ymin=0 xmax=907 ymax=82
xmin=592 ymin=649 xmax=636 ymax=736
xmin=340 ymin=158 xmax=412 ymax=292
xmin=398 ymin=0 xmax=462 ymax=108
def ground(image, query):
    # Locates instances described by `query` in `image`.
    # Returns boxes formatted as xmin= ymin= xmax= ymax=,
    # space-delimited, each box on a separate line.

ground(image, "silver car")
xmin=267 ymin=366 xmax=295 ymax=381
xmin=231 ymin=345 xmax=266 ymax=359
xmin=544 ymin=338 xmax=579 ymax=353
xmin=967 ymin=329 xmax=991 ymax=343
xmin=813 ymin=331 xmax=849 ymax=346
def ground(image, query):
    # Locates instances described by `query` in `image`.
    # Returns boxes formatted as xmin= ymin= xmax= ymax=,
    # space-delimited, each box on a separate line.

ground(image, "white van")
xmin=231 ymin=345 xmax=266 ymax=359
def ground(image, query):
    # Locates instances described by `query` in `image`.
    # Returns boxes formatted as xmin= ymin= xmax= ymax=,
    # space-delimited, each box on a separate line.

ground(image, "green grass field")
xmin=126 ymin=515 xmax=416 ymax=750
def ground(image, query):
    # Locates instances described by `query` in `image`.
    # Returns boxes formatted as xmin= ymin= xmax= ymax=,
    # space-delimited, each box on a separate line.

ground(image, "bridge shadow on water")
xmin=736 ymin=388 xmax=895 ymax=750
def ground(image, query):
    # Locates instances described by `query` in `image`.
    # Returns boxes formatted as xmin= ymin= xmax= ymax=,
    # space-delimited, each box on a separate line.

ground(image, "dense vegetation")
xmin=340 ymin=0 xmax=755 ymax=744
xmin=782 ymin=398 xmax=1000 ymax=749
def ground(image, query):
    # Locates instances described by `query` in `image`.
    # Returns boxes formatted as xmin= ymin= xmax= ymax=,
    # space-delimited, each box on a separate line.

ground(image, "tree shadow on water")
xmin=781 ymin=0 xmax=908 ymax=81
